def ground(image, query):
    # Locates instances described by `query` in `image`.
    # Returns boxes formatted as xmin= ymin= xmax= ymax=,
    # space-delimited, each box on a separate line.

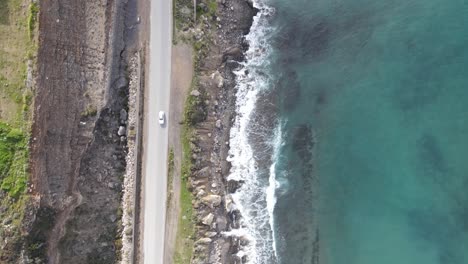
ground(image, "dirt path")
xmin=164 ymin=43 xmax=193 ymax=264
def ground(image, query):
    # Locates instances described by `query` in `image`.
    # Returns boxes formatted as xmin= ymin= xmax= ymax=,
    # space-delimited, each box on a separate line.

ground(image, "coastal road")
xmin=142 ymin=0 xmax=172 ymax=262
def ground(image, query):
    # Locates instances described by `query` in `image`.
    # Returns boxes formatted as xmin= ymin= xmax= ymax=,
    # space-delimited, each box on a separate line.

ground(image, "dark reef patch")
xmin=276 ymin=70 xmax=301 ymax=112
xmin=417 ymin=134 xmax=447 ymax=175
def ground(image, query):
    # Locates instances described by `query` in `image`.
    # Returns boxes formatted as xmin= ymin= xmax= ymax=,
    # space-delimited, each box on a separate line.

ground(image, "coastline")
xmin=169 ymin=0 xmax=259 ymax=262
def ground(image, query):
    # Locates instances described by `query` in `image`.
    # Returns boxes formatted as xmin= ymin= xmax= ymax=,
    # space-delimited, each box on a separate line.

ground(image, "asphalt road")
xmin=142 ymin=0 xmax=172 ymax=262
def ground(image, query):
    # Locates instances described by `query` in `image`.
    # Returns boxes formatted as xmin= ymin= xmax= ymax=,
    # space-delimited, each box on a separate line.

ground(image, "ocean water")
xmin=227 ymin=0 xmax=468 ymax=263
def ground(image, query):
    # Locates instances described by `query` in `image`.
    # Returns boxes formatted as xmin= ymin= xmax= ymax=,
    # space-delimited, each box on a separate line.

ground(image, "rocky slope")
xmin=177 ymin=0 xmax=258 ymax=262
xmin=26 ymin=0 xmax=132 ymax=262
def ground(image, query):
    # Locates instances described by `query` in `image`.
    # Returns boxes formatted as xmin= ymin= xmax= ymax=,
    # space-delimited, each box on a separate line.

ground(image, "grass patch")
xmin=173 ymin=132 xmax=195 ymax=263
xmin=0 ymin=122 xmax=28 ymax=198
xmin=0 ymin=0 xmax=38 ymax=260
xmin=173 ymin=85 xmax=200 ymax=263
xmin=207 ymin=0 xmax=217 ymax=16
xmin=173 ymin=0 xmax=194 ymax=31
xmin=0 ymin=0 xmax=35 ymax=120
xmin=166 ymin=148 xmax=175 ymax=209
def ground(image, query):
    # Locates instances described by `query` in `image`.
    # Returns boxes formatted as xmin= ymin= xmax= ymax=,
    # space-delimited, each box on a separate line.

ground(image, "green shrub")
xmin=27 ymin=2 xmax=39 ymax=40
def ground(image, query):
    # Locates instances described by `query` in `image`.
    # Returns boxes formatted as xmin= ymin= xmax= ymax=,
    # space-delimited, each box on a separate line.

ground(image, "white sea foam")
xmin=266 ymin=125 xmax=282 ymax=260
xmin=225 ymin=0 xmax=279 ymax=262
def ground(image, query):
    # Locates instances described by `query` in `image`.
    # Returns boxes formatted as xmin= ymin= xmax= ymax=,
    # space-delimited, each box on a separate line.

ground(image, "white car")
xmin=158 ymin=111 xmax=165 ymax=125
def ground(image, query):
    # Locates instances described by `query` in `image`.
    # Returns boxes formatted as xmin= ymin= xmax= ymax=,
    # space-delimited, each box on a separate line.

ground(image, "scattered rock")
xmin=215 ymin=120 xmax=222 ymax=128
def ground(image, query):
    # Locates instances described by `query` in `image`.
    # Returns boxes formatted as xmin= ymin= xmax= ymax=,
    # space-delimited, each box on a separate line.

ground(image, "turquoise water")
xmin=267 ymin=0 xmax=468 ymax=263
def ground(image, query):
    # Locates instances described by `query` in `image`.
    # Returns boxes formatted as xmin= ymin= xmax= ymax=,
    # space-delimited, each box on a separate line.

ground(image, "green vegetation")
xmin=166 ymin=148 xmax=175 ymax=208
xmin=0 ymin=0 xmax=38 ymax=260
xmin=174 ymin=73 xmax=207 ymax=263
xmin=27 ymin=2 xmax=39 ymax=39
xmin=208 ymin=0 xmax=217 ymax=16
xmin=172 ymin=0 xmax=217 ymax=262
xmin=174 ymin=119 xmax=195 ymax=264
xmin=0 ymin=122 xmax=28 ymax=198
xmin=81 ymin=104 xmax=98 ymax=117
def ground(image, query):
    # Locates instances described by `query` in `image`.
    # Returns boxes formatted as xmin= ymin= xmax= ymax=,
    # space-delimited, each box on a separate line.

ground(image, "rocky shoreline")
xmin=178 ymin=0 xmax=258 ymax=262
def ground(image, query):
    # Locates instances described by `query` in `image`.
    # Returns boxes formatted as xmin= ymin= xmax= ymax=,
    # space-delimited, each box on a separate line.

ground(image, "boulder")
xmin=222 ymin=46 xmax=244 ymax=62
xmin=202 ymin=213 xmax=214 ymax=226
xmin=109 ymin=214 xmax=117 ymax=223
xmin=118 ymin=126 xmax=126 ymax=136
xmin=120 ymin=109 xmax=128 ymax=123
xmin=202 ymin=194 xmax=222 ymax=207
xmin=196 ymin=237 xmax=212 ymax=244
xmin=205 ymin=231 xmax=217 ymax=238
xmin=225 ymin=195 xmax=235 ymax=212
xmin=191 ymin=90 xmax=201 ymax=97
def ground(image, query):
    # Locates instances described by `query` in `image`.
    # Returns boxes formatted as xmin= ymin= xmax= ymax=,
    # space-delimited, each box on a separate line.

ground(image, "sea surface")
xmin=227 ymin=0 xmax=468 ymax=263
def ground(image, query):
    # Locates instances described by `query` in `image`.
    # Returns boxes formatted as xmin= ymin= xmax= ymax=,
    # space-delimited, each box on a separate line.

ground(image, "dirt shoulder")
xmin=165 ymin=43 xmax=194 ymax=263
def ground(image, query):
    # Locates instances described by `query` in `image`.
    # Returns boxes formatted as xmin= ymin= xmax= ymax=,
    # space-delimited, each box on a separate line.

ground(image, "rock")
xmin=118 ymin=126 xmax=126 ymax=136
xmin=196 ymin=237 xmax=212 ymax=244
xmin=181 ymin=6 xmax=191 ymax=15
xmin=3 ymin=218 xmax=12 ymax=225
xmin=198 ymin=2 xmax=208 ymax=12
xmin=223 ymin=46 xmax=244 ymax=62
xmin=225 ymin=195 xmax=235 ymax=212
xmin=108 ymin=182 xmax=114 ymax=189
xmin=227 ymin=180 xmax=244 ymax=193
xmin=205 ymin=231 xmax=217 ymax=238
xmin=210 ymin=71 xmax=224 ymax=88
xmin=116 ymin=76 xmax=128 ymax=90
xmin=211 ymin=71 xmax=224 ymax=88
xmin=202 ymin=213 xmax=214 ymax=226
xmin=109 ymin=214 xmax=117 ymax=222
xmin=120 ymin=109 xmax=128 ymax=123
xmin=215 ymin=120 xmax=222 ymax=128
xmin=202 ymin=194 xmax=222 ymax=207
xmin=191 ymin=90 xmax=201 ymax=97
